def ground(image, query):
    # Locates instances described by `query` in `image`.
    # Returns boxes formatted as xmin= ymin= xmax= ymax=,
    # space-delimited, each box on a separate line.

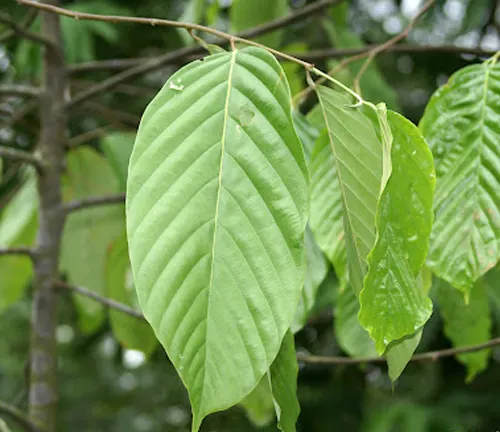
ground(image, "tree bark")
xmin=28 ymin=1 xmax=68 ymax=430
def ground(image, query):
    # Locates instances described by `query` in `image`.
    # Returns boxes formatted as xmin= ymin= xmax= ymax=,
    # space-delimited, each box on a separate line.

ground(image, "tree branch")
xmin=0 ymin=9 xmax=38 ymax=44
xmin=64 ymin=193 xmax=125 ymax=214
xmin=0 ymin=147 xmax=43 ymax=171
xmin=0 ymin=85 xmax=41 ymax=99
xmin=297 ymin=337 xmax=500 ymax=365
xmin=0 ymin=401 xmax=44 ymax=432
xmin=19 ymin=0 xmax=341 ymax=106
xmin=55 ymin=281 xmax=144 ymax=320
xmin=0 ymin=12 xmax=53 ymax=46
xmin=27 ymin=1 xmax=69 ymax=429
xmin=70 ymin=44 xmax=498 ymax=74
xmin=0 ymin=246 xmax=36 ymax=258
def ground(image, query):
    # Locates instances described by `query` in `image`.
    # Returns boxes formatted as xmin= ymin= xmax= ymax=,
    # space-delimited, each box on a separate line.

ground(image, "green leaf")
xmin=230 ymin=0 xmax=288 ymax=48
xmin=292 ymin=226 xmax=328 ymax=333
xmin=268 ymin=331 xmax=300 ymax=432
xmin=126 ymin=47 xmax=308 ymax=430
xmin=101 ymin=132 xmax=136 ymax=192
xmin=178 ymin=0 xmax=209 ymax=46
xmin=385 ymin=328 xmax=422 ymax=381
xmin=420 ymin=57 xmax=500 ymax=299
xmin=359 ymin=111 xmax=434 ymax=354
xmin=309 ymin=130 xmax=346 ymax=280
xmin=106 ymin=231 xmax=157 ymax=355
xmin=239 ymin=331 xmax=300 ymax=431
xmin=435 ymin=277 xmax=492 ymax=382
xmin=335 ymin=285 xmax=377 ymax=358
xmin=61 ymin=147 xmax=125 ymax=333
xmin=315 ymin=86 xmax=382 ymax=295
xmin=0 ymin=171 xmax=38 ymax=314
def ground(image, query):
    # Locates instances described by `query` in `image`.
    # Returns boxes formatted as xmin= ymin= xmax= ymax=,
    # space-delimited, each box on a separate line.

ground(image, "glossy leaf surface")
xmin=420 ymin=58 xmax=500 ymax=298
xmin=359 ymin=112 xmax=434 ymax=354
xmin=126 ymin=47 xmax=308 ymax=430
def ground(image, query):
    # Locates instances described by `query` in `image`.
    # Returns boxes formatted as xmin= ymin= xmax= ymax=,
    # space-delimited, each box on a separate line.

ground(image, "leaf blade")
xmin=126 ymin=47 xmax=308 ymax=430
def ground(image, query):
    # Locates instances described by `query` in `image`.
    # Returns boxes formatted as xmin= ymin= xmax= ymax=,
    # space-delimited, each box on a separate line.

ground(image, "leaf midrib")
xmin=201 ymin=48 xmax=238 ymax=414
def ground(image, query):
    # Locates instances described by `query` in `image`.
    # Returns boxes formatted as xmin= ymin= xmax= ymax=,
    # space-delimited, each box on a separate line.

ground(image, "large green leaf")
xmin=420 ymin=58 xmax=500 ymax=298
xmin=309 ymin=130 xmax=346 ymax=280
xmin=335 ymin=285 xmax=377 ymax=358
xmin=230 ymin=0 xmax=288 ymax=48
xmin=0 ymin=171 xmax=38 ymax=313
xmin=106 ymin=232 xmax=157 ymax=355
xmin=315 ymin=86 xmax=382 ymax=295
xmin=292 ymin=226 xmax=328 ymax=333
xmin=61 ymin=147 xmax=125 ymax=333
xmin=435 ymin=277 xmax=492 ymax=381
xmin=126 ymin=47 xmax=308 ymax=430
xmin=359 ymin=112 xmax=434 ymax=354
xmin=101 ymin=132 xmax=136 ymax=192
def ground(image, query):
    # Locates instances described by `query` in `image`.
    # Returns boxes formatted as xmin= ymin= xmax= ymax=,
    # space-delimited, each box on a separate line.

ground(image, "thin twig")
xmin=297 ymin=337 xmax=500 ymax=365
xmin=353 ymin=0 xmax=435 ymax=92
xmin=0 ymin=147 xmax=43 ymax=171
xmin=0 ymin=85 xmax=41 ymax=99
xmin=0 ymin=401 xmax=44 ymax=432
xmin=0 ymin=247 xmax=36 ymax=259
xmin=64 ymin=193 xmax=125 ymax=214
xmin=294 ymin=0 xmax=435 ymax=104
xmin=0 ymin=9 xmax=38 ymax=44
xmin=68 ymin=126 xmax=113 ymax=148
xmin=18 ymin=0 xmax=342 ymax=106
xmin=55 ymin=281 xmax=144 ymax=320
xmin=0 ymin=12 xmax=53 ymax=46
xmin=70 ymin=44 xmax=498 ymax=74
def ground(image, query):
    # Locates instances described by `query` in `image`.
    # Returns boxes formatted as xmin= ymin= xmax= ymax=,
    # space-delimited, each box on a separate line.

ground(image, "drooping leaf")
xmin=106 ymin=231 xmax=157 ymax=355
xmin=309 ymin=130 xmax=346 ymax=280
xmin=239 ymin=331 xmax=300 ymax=431
xmin=315 ymin=86 xmax=382 ymax=295
xmin=359 ymin=111 xmax=434 ymax=354
xmin=335 ymin=285 xmax=377 ymax=358
xmin=126 ymin=47 xmax=308 ymax=430
xmin=419 ymin=57 xmax=500 ymax=299
xmin=435 ymin=277 xmax=492 ymax=382
xmin=292 ymin=226 xmax=328 ymax=333
xmin=230 ymin=0 xmax=288 ymax=48
xmin=268 ymin=331 xmax=300 ymax=432
xmin=101 ymin=131 xmax=136 ymax=192
xmin=61 ymin=147 xmax=125 ymax=333
xmin=385 ymin=328 xmax=423 ymax=382
xmin=0 ymin=171 xmax=38 ymax=313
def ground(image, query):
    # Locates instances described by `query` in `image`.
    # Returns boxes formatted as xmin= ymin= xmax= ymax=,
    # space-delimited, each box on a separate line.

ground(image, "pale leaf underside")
xmin=127 ymin=47 xmax=308 ymax=430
